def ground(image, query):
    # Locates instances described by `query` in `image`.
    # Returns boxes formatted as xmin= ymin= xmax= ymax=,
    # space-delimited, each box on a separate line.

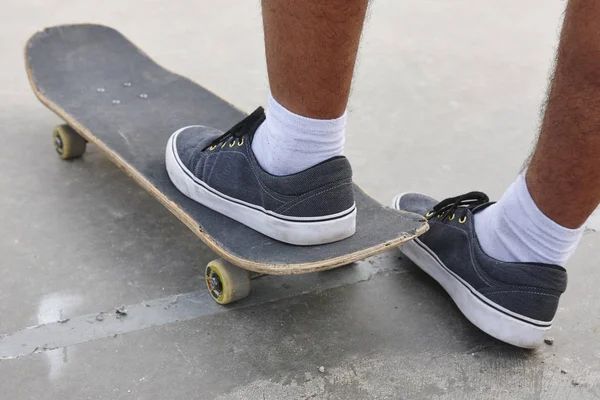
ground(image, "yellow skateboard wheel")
xmin=205 ymin=259 xmax=252 ymax=305
xmin=53 ymin=124 xmax=86 ymax=160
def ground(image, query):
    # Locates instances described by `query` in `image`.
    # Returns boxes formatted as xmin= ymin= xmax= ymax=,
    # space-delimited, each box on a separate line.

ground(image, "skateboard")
xmin=25 ymin=24 xmax=428 ymax=304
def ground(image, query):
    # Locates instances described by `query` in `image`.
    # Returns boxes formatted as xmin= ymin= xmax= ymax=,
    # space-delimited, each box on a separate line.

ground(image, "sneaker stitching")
xmin=202 ymin=152 xmax=218 ymax=181
xmin=242 ymin=143 xmax=288 ymax=204
xmin=482 ymin=290 xmax=560 ymax=299
xmin=276 ymin=182 xmax=353 ymax=214
xmin=431 ymin=216 xmax=566 ymax=294
xmin=176 ymin=130 xmax=207 ymax=176
xmin=205 ymin=151 xmax=221 ymax=184
xmin=432 ymin=222 xmax=495 ymax=287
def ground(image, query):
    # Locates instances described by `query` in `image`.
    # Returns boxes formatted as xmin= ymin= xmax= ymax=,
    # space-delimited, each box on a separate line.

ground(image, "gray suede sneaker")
xmin=392 ymin=191 xmax=567 ymax=348
xmin=165 ymin=107 xmax=356 ymax=245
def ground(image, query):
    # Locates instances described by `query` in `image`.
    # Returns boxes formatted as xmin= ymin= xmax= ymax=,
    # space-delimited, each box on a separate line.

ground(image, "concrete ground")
xmin=1 ymin=1 xmax=599 ymax=399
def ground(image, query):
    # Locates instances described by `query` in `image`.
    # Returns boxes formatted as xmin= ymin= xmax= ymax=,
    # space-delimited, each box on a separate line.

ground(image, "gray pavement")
xmin=1 ymin=1 xmax=599 ymax=399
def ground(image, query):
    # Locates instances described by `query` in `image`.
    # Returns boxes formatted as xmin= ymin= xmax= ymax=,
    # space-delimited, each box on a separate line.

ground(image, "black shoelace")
xmin=429 ymin=191 xmax=490 ymax=221
xmin=203 ymin=107 xmax=266 ymax=151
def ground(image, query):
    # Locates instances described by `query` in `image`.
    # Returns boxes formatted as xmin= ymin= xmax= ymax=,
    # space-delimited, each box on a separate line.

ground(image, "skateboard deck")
xmin=25 ymin=24 xmax=428 ymax=278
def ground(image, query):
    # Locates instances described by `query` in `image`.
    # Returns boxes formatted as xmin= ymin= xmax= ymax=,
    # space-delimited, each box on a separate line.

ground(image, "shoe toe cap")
xmin=392 ymin=192 xmax=438 ymax=216
xmin=171 ymin=125 xmax=222 ymax=166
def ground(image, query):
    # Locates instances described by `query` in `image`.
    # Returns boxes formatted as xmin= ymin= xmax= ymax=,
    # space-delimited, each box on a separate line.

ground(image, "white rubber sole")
xmin=165 ymin=128 xmax=356 ymax=246
xmin=400 ymin=238 xmax=551 ymax=348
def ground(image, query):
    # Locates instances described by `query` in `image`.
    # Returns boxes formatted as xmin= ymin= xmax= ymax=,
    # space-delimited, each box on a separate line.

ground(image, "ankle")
xmin=474 ymin=173 xmax=583 ymax=266
xmin=251 ymin=93 xmax=346 ymax=176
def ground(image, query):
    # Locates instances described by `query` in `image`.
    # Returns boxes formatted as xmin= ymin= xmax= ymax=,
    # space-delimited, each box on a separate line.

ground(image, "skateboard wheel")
xmin=52 ymin=124 xmax=86 ymax=160
xmin=205 ymin=259 xmax=251 ymax=305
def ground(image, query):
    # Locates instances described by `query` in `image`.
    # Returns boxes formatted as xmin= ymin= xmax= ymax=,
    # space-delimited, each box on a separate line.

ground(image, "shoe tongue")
xmin=246 ymin=110 xmax=266 ymax=137
xmin=236 ymin=107 xmax=265 ymax=136
xmin=471 ymin=201 xmax=495 ymax=214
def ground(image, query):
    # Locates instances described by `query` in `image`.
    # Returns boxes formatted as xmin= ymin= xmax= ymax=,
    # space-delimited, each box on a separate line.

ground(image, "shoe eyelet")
xmin=238 ymin=138 xmax=244 ymax=146
xmin=229 ymin=140 xmax=235 ymax=148
xmin=221 ymin=142 xmax=227 ymax=148
xmin=209 ymin=145 xmax=217 ymax=151
xmin=426 ymin=211 xmax=434 ymax=217
xmin=459 ymin=216 xmax=467 ymax=224
xmin=449 ymin=213 xmax=455 ymax=221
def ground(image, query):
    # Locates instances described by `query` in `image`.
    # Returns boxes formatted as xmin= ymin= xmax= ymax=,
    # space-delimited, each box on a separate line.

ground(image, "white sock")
xmin=251 ymin=93 xmax=346 ymax=176
xmin=474 ymin=173 xmax=584 ymax=266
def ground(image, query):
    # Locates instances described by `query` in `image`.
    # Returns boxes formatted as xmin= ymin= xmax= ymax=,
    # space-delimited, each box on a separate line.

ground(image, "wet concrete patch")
xmin=0 ymin=253 xmax=406 ymax=359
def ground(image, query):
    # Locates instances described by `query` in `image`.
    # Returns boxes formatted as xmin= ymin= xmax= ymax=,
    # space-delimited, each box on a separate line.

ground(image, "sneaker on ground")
xmin=392 ymin=191 xmax=567 ymax=348
xmin=165 ymin=107 xmax=356 ymax=246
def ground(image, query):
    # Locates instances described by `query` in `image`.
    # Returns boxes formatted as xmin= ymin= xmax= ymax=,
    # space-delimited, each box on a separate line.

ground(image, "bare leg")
xmin=252 ymin=0 xmax=368 ymax=176
xmin=527 ymin=0 xmax=600 ymax=229
xmin=261 ymin=0 xmax=369 ymax=119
